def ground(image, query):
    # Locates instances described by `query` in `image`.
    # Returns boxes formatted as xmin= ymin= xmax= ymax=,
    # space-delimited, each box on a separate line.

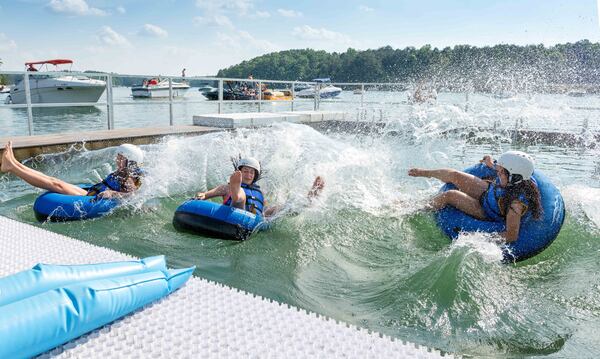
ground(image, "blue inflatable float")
xmin=435 ymin=163 xmax=565 ymax=262
xmin=0 ymin=256 xmax=194 ymax=359
xmin=33 ymin=185 xmax=120 ymax=222
xmin=173 ymin=199 xmax=267 ymax=241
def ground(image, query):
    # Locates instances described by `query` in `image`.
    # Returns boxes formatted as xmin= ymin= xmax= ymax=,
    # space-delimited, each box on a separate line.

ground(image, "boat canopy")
xmin=25 ymin=59 xmax=73 ymax=66
xmin=313 ymin=78 xmax=331 ymax=83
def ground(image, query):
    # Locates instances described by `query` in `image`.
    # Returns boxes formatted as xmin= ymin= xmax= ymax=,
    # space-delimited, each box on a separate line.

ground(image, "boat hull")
xmin=296 ymin=86 xmax=342 ymax=99
xmin=131 ymin=86 xmax=190 ymax=98
xmin=6 ymin=77 xmax=106 ymax=105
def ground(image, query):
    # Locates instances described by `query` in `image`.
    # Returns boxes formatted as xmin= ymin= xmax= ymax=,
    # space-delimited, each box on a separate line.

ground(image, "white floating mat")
xmin=0 ymin=216 xmax=450 ymax=358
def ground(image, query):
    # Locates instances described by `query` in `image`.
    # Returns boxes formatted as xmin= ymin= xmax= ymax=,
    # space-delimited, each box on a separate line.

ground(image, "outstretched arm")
xmin=195 ymin=184 xmax=229 ymax=200
xmin=499 ymin=201 xmax=526 ymax=242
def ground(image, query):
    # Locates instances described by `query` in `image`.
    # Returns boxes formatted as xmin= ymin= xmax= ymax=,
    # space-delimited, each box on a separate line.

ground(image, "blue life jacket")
xmin=223 ymin=183 xmax=265 ymax=215
xmin=86 ymin=173 xmax=123 ymax=196
xmin=480 ymin=177 xmax=532 ymax=221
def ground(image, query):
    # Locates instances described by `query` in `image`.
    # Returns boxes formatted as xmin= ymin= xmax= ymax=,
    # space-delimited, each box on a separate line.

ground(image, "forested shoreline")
xmin=217 ymin=40 xmax=600 ymax=93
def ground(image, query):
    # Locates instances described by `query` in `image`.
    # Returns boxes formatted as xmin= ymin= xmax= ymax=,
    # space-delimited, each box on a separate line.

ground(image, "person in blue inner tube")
xmin=194 ymin=157 xmax=324 ymax=217
xmin=1 ymin=142 xmax=144 ymax=199
xmin=408 ymin=151 xmax=543 ymax=242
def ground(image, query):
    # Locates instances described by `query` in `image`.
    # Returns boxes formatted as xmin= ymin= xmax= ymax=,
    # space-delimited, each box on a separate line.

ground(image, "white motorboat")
xmin=0 ymin=85 xmax=10 ymax=94
xmin=4 ymin=59 xmax=106 ymax=105
xmin=295 ymin=78 xmax=342 ymax=99
xmin=131 ymin=78 xmax=190 ymax=98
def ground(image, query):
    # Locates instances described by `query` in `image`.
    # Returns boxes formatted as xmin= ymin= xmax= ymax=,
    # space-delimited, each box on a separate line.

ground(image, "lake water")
xmin=1 ymin=89 xmax=599 ymax=357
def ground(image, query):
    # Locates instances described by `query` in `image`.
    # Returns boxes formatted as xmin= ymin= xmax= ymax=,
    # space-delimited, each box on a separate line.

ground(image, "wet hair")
xmin=114 ymin=161 xmax=144 ymax=192
xmin=500 ymin=168 xmax=543 ymax=220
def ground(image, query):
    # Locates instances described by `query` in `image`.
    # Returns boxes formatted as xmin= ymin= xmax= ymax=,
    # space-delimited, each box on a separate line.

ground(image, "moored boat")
xmin=4 ymin=59 xmax=106 ymax=105
xmin=131 ymin=78 xmax=190 ymax=98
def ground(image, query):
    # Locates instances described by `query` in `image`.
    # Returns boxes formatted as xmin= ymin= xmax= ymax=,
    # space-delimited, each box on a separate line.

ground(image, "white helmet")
xmin=117 ymin=144 xmax=144 ymax=164
xmin=237 ymin=157 xmax=261 ymax=181
xmin=497 ymin=151 xmax=534 ymax=181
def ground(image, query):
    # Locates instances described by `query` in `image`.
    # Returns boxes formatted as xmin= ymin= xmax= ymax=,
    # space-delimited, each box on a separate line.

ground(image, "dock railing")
xmin=0 ymin=69 xmax=424 ymax=135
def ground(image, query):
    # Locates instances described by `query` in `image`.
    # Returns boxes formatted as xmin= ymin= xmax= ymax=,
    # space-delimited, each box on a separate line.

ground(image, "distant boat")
xmin=203 ymin=87 xmax=257 ymax=101
xmin=353 ymin=88 xmax=364 ymax=95
xmin=0 ymin=85 xmax=10 ymax=94
xmin=198 ymin=85 xmax=216 ymax=94
xmin=131 ymin=78 xmax=190 ymax=98
xmin=295 ymin=78 xmax=342 ymax=99
xmin=4 ymin=59 xmax=106 ymax=105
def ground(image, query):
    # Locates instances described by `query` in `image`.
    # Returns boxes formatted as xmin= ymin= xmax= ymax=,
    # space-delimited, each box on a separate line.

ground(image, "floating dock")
xmin=2 ymin=110 xmax=593 ymax=162
xmin=1 ymin=111 xmax=350 ymax=161
xmin=0 ymin=216 xmax=449 ymax=358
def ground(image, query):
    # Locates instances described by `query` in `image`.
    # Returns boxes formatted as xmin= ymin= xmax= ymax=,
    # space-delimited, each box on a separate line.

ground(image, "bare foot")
xmin=1 ymin=141 xmax=15 ymax=173
xmin=308 ymin=176 xmax=325 ymax=198
xmin=408 ymin=168 xmax=427 ymax=177
xmin=229 ymin=170 xmax=243 ymax=202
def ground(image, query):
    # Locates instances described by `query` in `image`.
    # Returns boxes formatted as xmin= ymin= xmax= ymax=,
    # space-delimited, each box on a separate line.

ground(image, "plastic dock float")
xmin=193 ymin=110 xmax=348 ymax=128
xmin=0 ymin=216 xmax=450 ymax=358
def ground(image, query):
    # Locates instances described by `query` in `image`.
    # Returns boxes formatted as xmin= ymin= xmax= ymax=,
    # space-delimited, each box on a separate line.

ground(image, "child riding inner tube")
xmin=173 ymin=199 xmax=266 ymax=241
xmin=32 ymin=144 xmax=145 ymax=222
xmin=435 ymin=163 xmax=565 ymax=262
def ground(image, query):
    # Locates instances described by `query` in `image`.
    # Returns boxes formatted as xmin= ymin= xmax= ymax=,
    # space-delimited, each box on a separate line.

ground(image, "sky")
xmin=0 ymin=0 xmax=599 ymax=76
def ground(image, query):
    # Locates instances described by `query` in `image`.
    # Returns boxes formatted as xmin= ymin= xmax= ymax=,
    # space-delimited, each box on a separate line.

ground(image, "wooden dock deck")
xmin=0 ymin=125 xmax=220 ymax=161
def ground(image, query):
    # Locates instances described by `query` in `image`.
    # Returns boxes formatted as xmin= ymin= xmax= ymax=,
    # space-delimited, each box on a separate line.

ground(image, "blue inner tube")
xmin=33 ymin=185 xmax=119 ymax=222
xmin=435 ymin=163 xmax=565 ymax=262
xmin=173 ymin=199 xmax=266 ymax=241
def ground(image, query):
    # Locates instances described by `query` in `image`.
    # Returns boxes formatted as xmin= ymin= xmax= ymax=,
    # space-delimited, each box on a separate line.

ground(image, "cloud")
xmin=47 ymin=0 xmax=107 ymax=16
xmin=292 ymin=25 xmax=351 ymax=44
xmin=116 ymin=6 xmax=126 ymax=14
xmin=196 ymin=0 xmax=253 ymax=15
xmin=358 ymin=5 xmax=374 ymax=12
xmin=0 ymin=33 xmax=17 ymax=51
xmin=97 ymin=26 xmax=131 ymax=47
xmin=193 ymin=14 xmax=234 ymax=29
xmin=255 ymin=10 xmax=270 ymax=18
xmin=138 ymin=24 xmax=168 ymax=38
xmin=217 ymin=30 xmax=277 ymax=52
xmin=277 ymin=8 xmax=302 ymax=18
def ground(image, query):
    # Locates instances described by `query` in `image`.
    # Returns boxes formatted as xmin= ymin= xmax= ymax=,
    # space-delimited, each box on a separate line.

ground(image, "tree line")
xmin=217 ymin=40 xmax=600 ymax=93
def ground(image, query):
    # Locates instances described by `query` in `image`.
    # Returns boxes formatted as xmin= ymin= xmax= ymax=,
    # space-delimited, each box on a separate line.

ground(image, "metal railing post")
xmin=218 ymin=80 xmax=223 ymax=114
xmin=106 ymin=74 xmax=114 ymax=130
xmin=258 ymin=81 xmax=262 ymax=112
xmin=313 ymin=84 xmax=318 ymax=111
xmin=168 ymin=77 xmax=174 ymax=126
xmin=291 ymin=82 xmax=295 ymax=112
xmin=23 ymin=72 xmax=33 ymax=135
xmin=360 ymin=84 xmax=365 ymax=107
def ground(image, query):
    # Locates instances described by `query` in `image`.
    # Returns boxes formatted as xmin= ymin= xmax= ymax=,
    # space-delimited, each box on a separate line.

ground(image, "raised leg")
xmin=409 ymin=168 xmax=489 ymax=199
xmin=430 ymin=189 xmax=487 ymax=220
xmin=1 ymin=141 xmax=87 ymax=196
